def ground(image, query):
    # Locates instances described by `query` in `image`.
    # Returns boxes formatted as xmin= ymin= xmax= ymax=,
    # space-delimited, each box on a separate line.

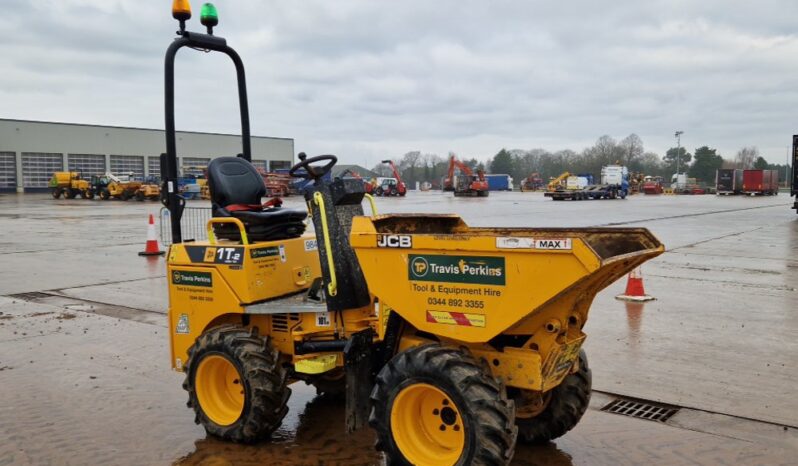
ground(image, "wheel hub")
xmin=194 ymin=354 xmax=245 ymax=426
xmin=390 ymin=383 xmax=465 ymax=466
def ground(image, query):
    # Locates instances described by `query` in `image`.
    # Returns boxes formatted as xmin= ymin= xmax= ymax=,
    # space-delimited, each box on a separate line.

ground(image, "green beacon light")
xmin=200 ymin=3 xmax=219 ymax=34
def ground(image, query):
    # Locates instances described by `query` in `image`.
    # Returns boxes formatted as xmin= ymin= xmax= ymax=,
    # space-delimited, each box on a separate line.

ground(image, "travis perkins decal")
xmin=172 ymin=270 xmax=213 ymax=287
xmin=409 ymin=255 xmax=505 ymax=286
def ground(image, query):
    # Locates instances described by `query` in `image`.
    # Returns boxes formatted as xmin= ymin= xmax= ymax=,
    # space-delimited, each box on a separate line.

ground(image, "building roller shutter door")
xmin=148 ymin=156 xmax=161 ymax=178
xmin=22 ymin=152 xmax=63 ymax=188
xmin=251 ymin=160 xmax=268 ymax=171
xmin=0 ymin=152 xmax=16 ymax=190
xmin=181 ymin=157 xmax=210 ymax=177
xmin=270 ymin=160 xmax=292 ymax=170
xmin=110 ymin=155 xmax=144 ymax=179
xmin=67 ymin=154 xmax=106 ymax=177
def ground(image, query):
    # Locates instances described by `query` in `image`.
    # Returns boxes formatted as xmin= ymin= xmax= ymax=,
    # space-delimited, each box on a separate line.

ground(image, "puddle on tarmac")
xmin=172 ymin=384 xmax=576 ymax=466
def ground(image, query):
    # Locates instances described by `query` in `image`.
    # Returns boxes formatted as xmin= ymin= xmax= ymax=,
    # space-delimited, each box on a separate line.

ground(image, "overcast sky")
xmin=2 ymin=0 xmax=797 ymax=167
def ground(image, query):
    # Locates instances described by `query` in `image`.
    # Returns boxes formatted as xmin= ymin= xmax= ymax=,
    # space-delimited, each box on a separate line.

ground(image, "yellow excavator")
xmin=547 ymin=171 xmax=571 ymax=192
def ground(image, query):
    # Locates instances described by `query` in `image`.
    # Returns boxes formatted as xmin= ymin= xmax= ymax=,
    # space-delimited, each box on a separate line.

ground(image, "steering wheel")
xmin=289 ymin=153 xmax=338 ymax=180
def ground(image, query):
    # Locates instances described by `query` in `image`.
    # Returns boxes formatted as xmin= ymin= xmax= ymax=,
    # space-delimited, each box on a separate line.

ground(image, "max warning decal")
xmin=409 ymin=255 xmax=505 ymax=286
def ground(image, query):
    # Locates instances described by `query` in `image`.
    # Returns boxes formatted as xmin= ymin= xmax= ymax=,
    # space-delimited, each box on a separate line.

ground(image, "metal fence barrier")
xmin=159 ymin=206 xmax=213 ymax=246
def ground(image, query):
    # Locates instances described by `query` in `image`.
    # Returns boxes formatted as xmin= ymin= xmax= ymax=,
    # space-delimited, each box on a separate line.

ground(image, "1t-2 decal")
xmin=216 ymin=247 xmax=242 ymax=263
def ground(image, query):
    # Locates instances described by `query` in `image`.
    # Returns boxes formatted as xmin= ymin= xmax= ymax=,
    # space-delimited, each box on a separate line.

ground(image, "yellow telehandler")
xmin=162 ymin=4 xmax=664 ymax=465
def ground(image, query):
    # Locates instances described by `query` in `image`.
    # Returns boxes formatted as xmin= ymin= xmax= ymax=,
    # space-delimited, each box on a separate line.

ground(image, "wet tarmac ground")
xmin=1 ymin=191 xmax=797 ymax=465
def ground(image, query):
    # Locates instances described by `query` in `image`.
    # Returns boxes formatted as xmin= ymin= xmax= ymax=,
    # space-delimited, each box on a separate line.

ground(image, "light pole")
xmin=674 ymin=131 xmax=683 ymax=175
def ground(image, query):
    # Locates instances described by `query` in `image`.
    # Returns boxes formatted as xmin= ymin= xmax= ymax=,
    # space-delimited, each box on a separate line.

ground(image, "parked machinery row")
xmin=49 ymin=171 xmax=161 ymax=201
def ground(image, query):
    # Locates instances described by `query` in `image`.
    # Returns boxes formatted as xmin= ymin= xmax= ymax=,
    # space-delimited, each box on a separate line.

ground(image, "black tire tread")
xmin=184 ymin=324 xmax=290 ymax=444
xmin=370 ymin=344 xmax=517 ymax=466
xmin=516 ymin=349 xmax=591 ymax=444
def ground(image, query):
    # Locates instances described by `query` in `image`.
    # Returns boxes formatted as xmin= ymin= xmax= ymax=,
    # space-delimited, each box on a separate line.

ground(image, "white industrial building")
xmin=0 ymin=119 xmax=295 ymax=192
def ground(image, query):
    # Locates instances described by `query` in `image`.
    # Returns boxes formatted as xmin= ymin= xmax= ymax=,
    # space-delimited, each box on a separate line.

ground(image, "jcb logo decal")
xmin=377 ymin=234 xmax=412 ymax=248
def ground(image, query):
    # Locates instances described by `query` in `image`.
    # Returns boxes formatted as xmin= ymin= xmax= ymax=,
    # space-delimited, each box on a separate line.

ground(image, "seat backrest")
xmin=207 ymin=157 xmax=265 ymax=206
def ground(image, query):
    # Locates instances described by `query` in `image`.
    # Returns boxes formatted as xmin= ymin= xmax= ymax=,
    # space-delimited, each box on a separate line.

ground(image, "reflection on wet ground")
xmin=173 ymin=393 xmax=576 ymax=466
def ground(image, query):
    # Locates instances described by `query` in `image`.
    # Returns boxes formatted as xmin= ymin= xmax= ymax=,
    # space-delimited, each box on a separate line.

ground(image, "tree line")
xmin=371 ymin=134 xmax=792 ymax=188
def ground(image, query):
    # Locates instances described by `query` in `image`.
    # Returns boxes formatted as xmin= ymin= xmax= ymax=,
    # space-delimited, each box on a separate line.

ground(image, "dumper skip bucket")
xmin=350 ymin=214 xmax=664 ymax=343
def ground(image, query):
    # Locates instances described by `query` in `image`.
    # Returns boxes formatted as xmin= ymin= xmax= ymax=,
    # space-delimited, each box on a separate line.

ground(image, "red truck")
xmin=742 ymin=169 xmax=779 ymax=195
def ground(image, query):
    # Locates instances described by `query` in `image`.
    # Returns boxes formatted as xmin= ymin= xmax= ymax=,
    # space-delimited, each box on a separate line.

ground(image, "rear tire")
xmin=63 ymin=188 xmax=76 ymax=199
xmin=51 ymin=188 xmax=63 ymax=199
xmin=99 ymin=189 xmax=110 ymax=200
xmin=121 ymin=190 xmax=132 ymax=201
xmin=83 ymin=190 xmax=94 ymax=199
xmin=515 ymin=350 xmax=591 ymax=444
xmin=370 ymin=344 xmax=517 ymax=466
xmin=135 ymin=191 xmax=145 ymax=201
xmin=184 ymin=325 xmax=290 ymax=444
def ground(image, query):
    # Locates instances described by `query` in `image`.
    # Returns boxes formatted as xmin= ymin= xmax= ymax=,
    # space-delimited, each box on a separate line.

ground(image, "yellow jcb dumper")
xmin=162 ymin=5 xmax=664 ymax=465
xmin=49 ymin=172 xmax=92 ymax=199
xmin=135 ymin=183 xmax=161 ymax=201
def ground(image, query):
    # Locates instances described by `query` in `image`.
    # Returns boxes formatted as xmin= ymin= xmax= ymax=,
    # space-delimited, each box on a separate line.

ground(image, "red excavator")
xmin=340 ymin=168 xmax=375 ymax=194
xmin=375 ymin=159 xmax=407 ymax=196
xmin=520 ymin=172 xmax=544 ymax=192
xmin=642 ymin=176 xmax=664 ymax=195
xmin=444 ymin=154 xmax=489 ymax=197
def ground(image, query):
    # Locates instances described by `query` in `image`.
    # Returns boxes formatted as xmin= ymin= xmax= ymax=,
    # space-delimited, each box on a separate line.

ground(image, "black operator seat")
xmin=207 ymin=157 xmax=307 ymax=242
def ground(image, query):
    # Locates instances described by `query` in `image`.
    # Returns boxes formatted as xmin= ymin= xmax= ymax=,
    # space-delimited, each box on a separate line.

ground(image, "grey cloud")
xmin=1 ymin=0 xmax=797 ymax=166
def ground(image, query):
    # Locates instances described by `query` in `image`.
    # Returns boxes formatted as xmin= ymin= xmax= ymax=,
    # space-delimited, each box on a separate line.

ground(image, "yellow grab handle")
xmin=363 ymin=193 xmax=378 ymax=217
xmin=206 ymin=217 xmax=249 ymax=245
xmin=313 ymin=191 xmax=337 ymax=297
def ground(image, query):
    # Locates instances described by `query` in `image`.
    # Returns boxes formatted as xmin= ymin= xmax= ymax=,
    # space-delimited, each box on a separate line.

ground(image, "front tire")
xmin=515 ymin=349 xmax=591 ymax=444
xmin=99 ymin=188 xmax=110 ymax=200
xmin=370 ymin=344 xmax=517 ymax=466
xmin=184 ymin=325 xmax=290 ymax=444
xmin=51 ymin=188 xmax=63 ymax=199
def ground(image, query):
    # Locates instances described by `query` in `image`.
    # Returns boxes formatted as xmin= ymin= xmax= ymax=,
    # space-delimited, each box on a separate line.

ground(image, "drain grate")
xmin=6 ymin=292 xmax=52 ymax=302
xmin=601 ymin=398 xmax=679 ymax=423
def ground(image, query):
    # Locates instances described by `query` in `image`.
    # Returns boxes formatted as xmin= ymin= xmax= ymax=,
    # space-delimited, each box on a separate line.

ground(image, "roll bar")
xmin=163 ymin=30 xmax=251 ymax=244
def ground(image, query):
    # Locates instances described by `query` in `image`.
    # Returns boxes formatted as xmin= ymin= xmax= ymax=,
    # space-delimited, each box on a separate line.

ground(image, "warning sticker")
xmin=534 ymin=238 xmax=572 ymax=250
xmin=425 ymin=310 xmax=485 ymax=327
xmin=176 ymin=313 xmax=190 ymax=334
xmin=316 ymin=312 xmax=331 ymax=327
xmin=496 ymin=237 xmax=534 ymax=249
xmin=496 ymin=237 xmax=572 ymax=250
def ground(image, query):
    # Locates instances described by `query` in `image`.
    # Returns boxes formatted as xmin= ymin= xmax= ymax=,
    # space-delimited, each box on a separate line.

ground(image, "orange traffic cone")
xmin=615 ymin=267 xmax=655 ymax=302
xmin=139 ymin=214 xmax=165 ymax=256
